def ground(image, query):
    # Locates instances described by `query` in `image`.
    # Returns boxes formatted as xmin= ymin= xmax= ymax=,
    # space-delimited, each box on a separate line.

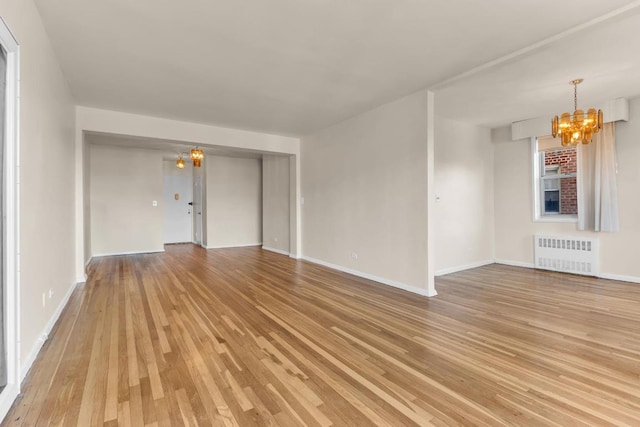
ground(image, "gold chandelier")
xmin=551 ymin=78 xmax=602 ymax=146
xmin=176 ymin=154 xmax=185 ymax=169
xmin=190 ymin=147 xmax=204 ymax=167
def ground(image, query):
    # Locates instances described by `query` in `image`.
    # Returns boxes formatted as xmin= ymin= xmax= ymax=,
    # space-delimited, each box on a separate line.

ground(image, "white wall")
xmin=206 ymin=156 xmax=262 ymax=248
xmin=493 ymin=96 xmax=640 ymax=281
xmin=0 ymin=0 xmax=76 ymax=378
xmin=262 ymin=155 xmax=290 ymax=254
xmin=82 ymin=139 xmax=91 ymax=267
xmin=434 ymin=116 xmax=494 ymax=274
xmin=90 ymin=144 xmax=164 ymax=256
xmin=301 ymin=91 xmax=430 ymax=293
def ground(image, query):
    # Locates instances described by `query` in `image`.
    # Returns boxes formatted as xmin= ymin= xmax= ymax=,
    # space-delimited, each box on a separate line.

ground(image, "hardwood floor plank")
xmin=76 ymin=282 xmax=110 ymax=427
xmin=4 ymin=244 xmax=640 ymax=425
xmin=104 ymin=280 xmax=120 ymax=422
xmin=124 ymin=276 xmax=141 ymax=388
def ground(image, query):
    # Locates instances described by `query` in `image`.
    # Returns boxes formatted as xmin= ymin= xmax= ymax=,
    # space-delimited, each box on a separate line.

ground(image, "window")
xmin=0 ymin=16 xmax=20 ymax=419
xmin=532 ymin=136 xmax=578 ymax=222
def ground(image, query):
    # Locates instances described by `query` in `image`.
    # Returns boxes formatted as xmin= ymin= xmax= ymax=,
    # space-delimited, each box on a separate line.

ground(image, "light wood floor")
xmin=4 ymin=244 xmax=640 ymax=426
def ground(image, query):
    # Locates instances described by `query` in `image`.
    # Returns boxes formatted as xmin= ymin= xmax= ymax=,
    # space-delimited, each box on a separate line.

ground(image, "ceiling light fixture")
xmin=176 ymin=154 xmax=185 ymax=169
xmin=190 ymin=147 xmax=204 ymax=167
xmin=551 ymin=78 xmax=602 ymax=146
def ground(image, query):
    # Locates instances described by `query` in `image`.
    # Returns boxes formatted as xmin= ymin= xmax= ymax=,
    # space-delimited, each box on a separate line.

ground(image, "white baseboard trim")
xmin=0 ymin=384 xmax=19 ymax=425
xmin=76 ymin=256 xmax=93 ymax=283
xmin=302 ymin=256 xmax=436 ymax=297
xmin=597 ymin=272 xmax=640 ymax=284
xmin=20 ymin=280 xmax=79 ymax=381
xmin=92 ymin=249 xmax=165 ymax=258
xmin=261 ymin=246 xmax=290 ymax=256
xmin=494 ymin=259 xmax=640 ymax=284
xmin=494 ymin=259 xmax=536 ymax=269
xmin=435 ymin=260 xmax=494 ymax=277
xmin=206 ymin=243 xmax=263 ymax=249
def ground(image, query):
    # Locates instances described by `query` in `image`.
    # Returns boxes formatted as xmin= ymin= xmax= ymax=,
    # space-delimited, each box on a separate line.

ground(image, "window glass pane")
xmin=544 ymin=178 xmax=559 ymax=190
xmin=544 ymin=190 xmax=560 ymax=213
xmin=536 ymin=139 xmax=578 ymax=217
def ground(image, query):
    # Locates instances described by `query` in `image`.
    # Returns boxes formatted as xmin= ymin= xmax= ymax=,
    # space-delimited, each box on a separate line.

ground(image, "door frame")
xmin=193 ymin=174 xmax=203 ymax=246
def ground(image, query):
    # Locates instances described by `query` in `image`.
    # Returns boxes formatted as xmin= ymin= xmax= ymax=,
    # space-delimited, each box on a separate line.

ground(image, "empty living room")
xmin=0 ymin=0 xmax=640 ymax=425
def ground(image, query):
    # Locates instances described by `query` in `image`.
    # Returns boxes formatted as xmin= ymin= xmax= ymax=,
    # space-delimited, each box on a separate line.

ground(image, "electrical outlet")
xmin=49 ymin=288 xmax=54 ymax=299
xmin=351 ymin=252 xmax=358 ymax=260
xmin=152 ymin=200 xmax=158 ymax=207
xmin=274 ymin=237 xmax=278 ymax=242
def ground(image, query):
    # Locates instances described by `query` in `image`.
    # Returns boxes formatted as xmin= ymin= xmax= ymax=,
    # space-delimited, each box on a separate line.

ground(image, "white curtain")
xmin=577 ymin=122 xmax=619 ymax=232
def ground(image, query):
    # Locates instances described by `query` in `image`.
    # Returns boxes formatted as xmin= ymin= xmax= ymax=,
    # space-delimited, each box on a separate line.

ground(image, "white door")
xmin=194 ymin=175 xmax=203 ymax=245
xmin=163 ymin=166 xmax=193 ymax=243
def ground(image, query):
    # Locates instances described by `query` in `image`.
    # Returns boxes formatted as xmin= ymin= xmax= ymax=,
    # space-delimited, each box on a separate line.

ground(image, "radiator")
xmin=534 ymin=234 xmax=599 ymax=276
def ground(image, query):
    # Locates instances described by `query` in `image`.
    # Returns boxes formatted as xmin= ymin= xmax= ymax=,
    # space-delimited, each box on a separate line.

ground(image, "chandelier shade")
xmin=176 ymin=155 xmax=185 ymax=169
xmin=551 ymin=79 xmax=602 ymax=147
xmin=190 ymin=147 xmax=204 ymax=167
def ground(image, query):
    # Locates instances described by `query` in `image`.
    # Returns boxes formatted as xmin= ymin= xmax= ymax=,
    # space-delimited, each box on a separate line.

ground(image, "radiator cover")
xmin=534 ymin=234 xmax=599 ymax=276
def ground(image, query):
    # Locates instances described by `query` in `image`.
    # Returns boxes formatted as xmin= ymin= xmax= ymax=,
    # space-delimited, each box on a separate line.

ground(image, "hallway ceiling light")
xmin=176 ymin=154 xmax=185 ymax=169
xmin=551 ymin=78 xmax=602 ymax=147
xmin=190 ymin=147 xmax=204 ymax=167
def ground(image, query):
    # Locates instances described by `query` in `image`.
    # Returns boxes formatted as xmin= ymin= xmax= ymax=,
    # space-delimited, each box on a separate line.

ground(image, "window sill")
xmin=534 ymin=215 xmax=578 ymax=223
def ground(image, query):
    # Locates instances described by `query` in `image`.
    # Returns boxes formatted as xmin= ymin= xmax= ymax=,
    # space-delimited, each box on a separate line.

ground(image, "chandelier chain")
xmin=574 ymin=82 xmax=578 ymax=111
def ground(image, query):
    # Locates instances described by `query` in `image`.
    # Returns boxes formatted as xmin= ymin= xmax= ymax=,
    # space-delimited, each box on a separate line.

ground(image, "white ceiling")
xmin=36 ymin=0 xmax=640 ymax=136
xmin=435 ymin=6 xmax=640 ymax=127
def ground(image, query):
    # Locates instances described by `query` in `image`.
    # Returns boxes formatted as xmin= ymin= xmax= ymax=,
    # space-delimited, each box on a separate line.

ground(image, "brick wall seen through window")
xmin=543 ymin=147 xmax=577 ymax=215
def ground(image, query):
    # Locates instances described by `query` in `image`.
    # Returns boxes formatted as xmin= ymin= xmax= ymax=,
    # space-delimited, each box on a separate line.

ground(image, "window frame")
xmin=0 ymin=16 xmax=20 ymax=421
xmin=531 ymin=137 xmax=578 ymax=223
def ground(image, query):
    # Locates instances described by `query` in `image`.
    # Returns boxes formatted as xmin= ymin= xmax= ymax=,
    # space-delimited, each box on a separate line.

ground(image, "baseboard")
xmin=91 ymin=249 xmax=165 ymax=258
xmin=206 ymin=243 xmax=262 ymax=249
xmin=494 ymin=259 xmax=536 ymax=269
xmin=598 ymin=272 xmax=640 ymax=284
xmin=0 ymin=384 xmax=19 ymax=424
xmin=261 ymin=246 xmax=290 ymax=256
xmin=21 ymin=280 xmax=79 ymax=381
xmin=302 ymin=256 xmax=436 ymax=297
xmin=435 ymin=260 xmax=494 ymax=276
xmin=77 ymin=256 xmax=93 ymax=283
xmin=493 ymin=259 xmax=640 ymax=284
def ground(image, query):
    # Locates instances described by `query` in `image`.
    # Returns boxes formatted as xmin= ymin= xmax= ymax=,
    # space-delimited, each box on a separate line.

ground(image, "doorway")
xmin=163 ymin=160 xmax=193 ymax=244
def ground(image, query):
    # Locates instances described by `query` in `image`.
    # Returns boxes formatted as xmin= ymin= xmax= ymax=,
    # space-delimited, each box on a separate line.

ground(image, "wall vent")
xmin=534 ymin=234 xmax=599 ymax=276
